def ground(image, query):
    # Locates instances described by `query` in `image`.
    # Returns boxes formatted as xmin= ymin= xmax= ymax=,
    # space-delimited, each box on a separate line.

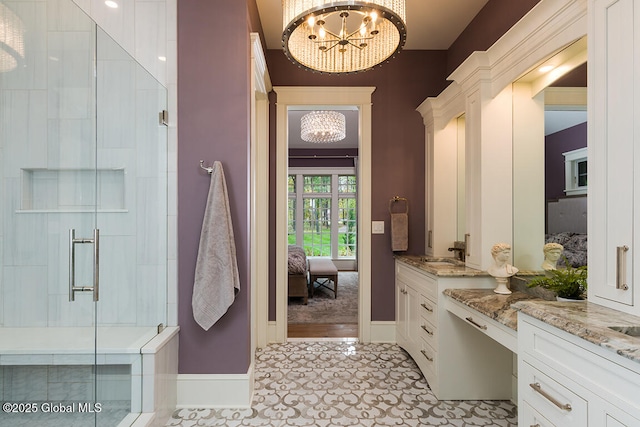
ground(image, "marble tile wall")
xmin=0 ymin=364 xmax=131 ymax=403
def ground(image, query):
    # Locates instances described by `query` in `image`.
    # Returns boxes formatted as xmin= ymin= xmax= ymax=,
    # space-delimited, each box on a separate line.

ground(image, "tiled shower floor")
xmin=167 ymin=341 xmax=517 ymax=426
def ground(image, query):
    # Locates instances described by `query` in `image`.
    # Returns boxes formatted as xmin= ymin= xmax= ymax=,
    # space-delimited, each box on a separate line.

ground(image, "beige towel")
xmin=391 ymin=213 xmax=408 ymax=251
xmin=192 ymin=161 xmax=240 ymax=330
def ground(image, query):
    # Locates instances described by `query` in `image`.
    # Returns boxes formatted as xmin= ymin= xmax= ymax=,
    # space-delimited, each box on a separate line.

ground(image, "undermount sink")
xmin=417 ymin=257 xmax=461 ymax=267
xmin=423 ymin=261 xmax=456 ymax=267
xmin=608 ymin=326 xmax=640 ymax=337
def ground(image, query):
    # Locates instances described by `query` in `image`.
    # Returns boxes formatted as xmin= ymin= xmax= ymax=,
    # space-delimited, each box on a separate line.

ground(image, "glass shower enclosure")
xmin=0 ymin=0 xmax=168 ymax=425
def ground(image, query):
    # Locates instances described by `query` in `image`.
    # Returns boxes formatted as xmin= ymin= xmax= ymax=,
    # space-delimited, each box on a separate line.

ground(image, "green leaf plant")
xmin=527 ymin=258 xmax=588 ymax=300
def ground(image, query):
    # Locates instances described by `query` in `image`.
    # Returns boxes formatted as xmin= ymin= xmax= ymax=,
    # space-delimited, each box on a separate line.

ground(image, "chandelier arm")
xmin=346 ymin=26 xmax=369 ymax=39
xmin=344 ymin=40 xmax=365 ymax=50
xmin=316 ymin=27 xmax=342 ymax=41
xmin=321 ymin=42 xmax=342 ymax=52
xmin=344 ymin=35 xmax=374 ymax=42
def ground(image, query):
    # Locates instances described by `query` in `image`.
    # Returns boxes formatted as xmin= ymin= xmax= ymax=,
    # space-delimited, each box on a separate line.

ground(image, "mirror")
xmin=511 ymin=37 xmax=587 ymax=271
xmin=456 ymin=114 xmax=466 ymax=242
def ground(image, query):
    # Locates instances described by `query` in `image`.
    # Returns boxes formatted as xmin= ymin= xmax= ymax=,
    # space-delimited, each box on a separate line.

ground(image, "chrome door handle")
xmin=616 ymin=245 xmax=629 ymax=290
xmin=69 ymin=229 xmax=100 ymax=301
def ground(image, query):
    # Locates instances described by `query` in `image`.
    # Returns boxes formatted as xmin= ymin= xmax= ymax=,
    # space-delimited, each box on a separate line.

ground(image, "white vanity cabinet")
xmin=588 ymin=0 xmax=640 ymax=314
xmin=395 ymin=260 xmax=512 ymax=400
xmin=518 ymin=314 xmax=640 ymax=426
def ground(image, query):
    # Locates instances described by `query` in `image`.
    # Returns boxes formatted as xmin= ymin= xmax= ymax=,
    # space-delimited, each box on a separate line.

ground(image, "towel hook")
xmin=199 ymin=160 xmax=214 ymax=174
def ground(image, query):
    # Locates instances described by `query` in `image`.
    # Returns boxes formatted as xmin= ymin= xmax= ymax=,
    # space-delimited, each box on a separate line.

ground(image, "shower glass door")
xmin=0 ymin=0 xmax=167 ymax=425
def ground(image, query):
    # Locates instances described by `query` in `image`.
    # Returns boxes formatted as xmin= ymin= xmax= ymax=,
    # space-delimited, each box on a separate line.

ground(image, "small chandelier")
xmin=300 ymin=111 xmax=346 ymax=143
xmin=282 ymin=0 xmax=406 ymax=74
xmin=0 ymin=3 xmax=25 ymax=72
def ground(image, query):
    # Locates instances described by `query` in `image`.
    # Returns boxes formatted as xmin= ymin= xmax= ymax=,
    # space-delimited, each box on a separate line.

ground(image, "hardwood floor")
xmin=288 ymin=323 xmax=358 ymax=339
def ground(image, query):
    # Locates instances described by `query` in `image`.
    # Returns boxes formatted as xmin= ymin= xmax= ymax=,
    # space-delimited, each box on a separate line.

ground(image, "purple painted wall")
xmin=545 ymin=122 xmax=587 ymax=201
xmin=177 ymin=0 xmax=255 ymax=374
xmin=446 ymin=0 xmax=541 ymax=75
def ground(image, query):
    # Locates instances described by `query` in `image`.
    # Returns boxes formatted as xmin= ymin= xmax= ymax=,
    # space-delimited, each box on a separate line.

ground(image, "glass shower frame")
xmin=0 ymin=0 xmax=168 ymax=425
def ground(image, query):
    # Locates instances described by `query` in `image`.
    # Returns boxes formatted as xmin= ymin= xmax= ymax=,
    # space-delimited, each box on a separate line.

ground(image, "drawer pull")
xmin=530 ymin=425 xmax=540 ymax=427
xmin=421 ymin=302 xmax=433 ymax=312
xmin=421 ymin=324 xmax=433 ymax=336
xmin=421 ymin=350 xmax=433 ymax=362
xmin=529 ymin=382 xmax=572 ymax=412
xmin=465 ymin=316 xmax=487 ymax=330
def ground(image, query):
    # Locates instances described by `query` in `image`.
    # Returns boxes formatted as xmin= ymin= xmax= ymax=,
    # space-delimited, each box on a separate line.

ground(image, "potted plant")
xmin=527 ymin=260 xmax=588 ymax=301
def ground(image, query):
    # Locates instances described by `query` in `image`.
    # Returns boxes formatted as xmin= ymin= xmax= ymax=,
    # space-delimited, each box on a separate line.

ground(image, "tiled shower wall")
xmin=0 ymin=0 xmax=177 ymax=327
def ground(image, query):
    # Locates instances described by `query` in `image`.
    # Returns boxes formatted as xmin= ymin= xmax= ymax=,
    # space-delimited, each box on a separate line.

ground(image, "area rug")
xmin=288 ymin=272 xmax=358 ymax=324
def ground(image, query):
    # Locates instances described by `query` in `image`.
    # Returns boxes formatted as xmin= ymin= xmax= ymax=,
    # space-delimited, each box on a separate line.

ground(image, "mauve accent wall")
xmin=177 ymin=0 xmax=253 ymax=374
xmin=266 ymin=50 xmax=449 ymax=321
xmin=545 ymin=122 xmax=587 ymax=201
xmin=446 ymin=0 xmax=541 ymax=75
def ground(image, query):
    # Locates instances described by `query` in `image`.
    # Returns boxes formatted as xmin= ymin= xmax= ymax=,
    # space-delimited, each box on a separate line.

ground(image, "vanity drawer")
xmin=416 ymin=338 xmax=437 ymax=378
xmin=519 ymin=316 xmax=640 ymax=412
xmin=444 ymin=296 xmax=517 ymax=353
xmin=419 ymin=317 xmax=437 ymax=348
xmin=419 ymin=293 xmax=437 ymax=325
xmin=520 ymin=401 xmax=557 ymax=427
xmin=520 ymin=361 xmax=587 ymax=427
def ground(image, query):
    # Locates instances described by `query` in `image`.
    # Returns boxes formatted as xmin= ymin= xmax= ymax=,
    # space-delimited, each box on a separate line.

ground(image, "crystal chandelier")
xmin=300 ymin=111 xmax=346 ymax=143
xmin=0 ymin=3 xmax=25 ymax=72
xmin=282 ymin=0 xmax=406 ymax=74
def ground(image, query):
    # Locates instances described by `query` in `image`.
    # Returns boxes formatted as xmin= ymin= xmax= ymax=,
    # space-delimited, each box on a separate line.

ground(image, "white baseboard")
xmin=370 ymin=321 xmax=396 ymax=343
xmin=176 ymin=363 xmax=254 ymax=408
xmin=267 ymin=321 xmax=278 ymax=343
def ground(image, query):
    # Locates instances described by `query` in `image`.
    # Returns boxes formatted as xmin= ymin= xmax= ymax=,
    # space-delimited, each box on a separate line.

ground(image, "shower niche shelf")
xmin=18 ymin=168 xmax=128 ymax=213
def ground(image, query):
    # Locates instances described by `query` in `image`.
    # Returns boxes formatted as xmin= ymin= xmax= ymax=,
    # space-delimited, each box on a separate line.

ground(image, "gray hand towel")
xmin=391 ymin=212 xmax=409 ymax=251
xmin=192 ymin=161 xmax=240 ymax=330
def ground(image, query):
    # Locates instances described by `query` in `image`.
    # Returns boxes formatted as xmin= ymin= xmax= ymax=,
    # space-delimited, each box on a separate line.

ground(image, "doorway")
xmin=272 ymin=87 xmax=375 ymax=343
xmin=286 ymin=165 xmax=359 ymax=339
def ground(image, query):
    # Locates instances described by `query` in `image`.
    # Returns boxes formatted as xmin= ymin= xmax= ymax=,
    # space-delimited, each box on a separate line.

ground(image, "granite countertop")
xmin=395 ymin=255 xmax=489 ymax=277
xmin=443 ymin=288 xmax=540 ymax=330
xmin=513 ymin=300 xmax=640 ymax=364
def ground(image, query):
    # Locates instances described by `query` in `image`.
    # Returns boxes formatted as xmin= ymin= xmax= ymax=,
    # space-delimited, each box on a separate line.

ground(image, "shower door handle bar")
xmin=69 ymin=229 xmax=100 ymax=302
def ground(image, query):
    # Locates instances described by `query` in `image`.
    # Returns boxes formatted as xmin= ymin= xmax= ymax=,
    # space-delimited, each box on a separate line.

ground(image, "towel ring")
xmin=389 ymin=196 xmax=409 ymax=214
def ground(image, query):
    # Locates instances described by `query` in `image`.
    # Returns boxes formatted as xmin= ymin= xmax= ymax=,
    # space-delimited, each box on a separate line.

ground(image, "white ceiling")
xmin=256 ymin=0 xmax=491 ymax=50
xmin=545 ymin=110 xmax=587 ymax=136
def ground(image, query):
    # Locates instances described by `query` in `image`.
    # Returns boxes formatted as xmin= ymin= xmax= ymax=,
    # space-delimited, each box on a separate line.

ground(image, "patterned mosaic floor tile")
xmin=166 ymin=342 xmax=517 ymax=427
